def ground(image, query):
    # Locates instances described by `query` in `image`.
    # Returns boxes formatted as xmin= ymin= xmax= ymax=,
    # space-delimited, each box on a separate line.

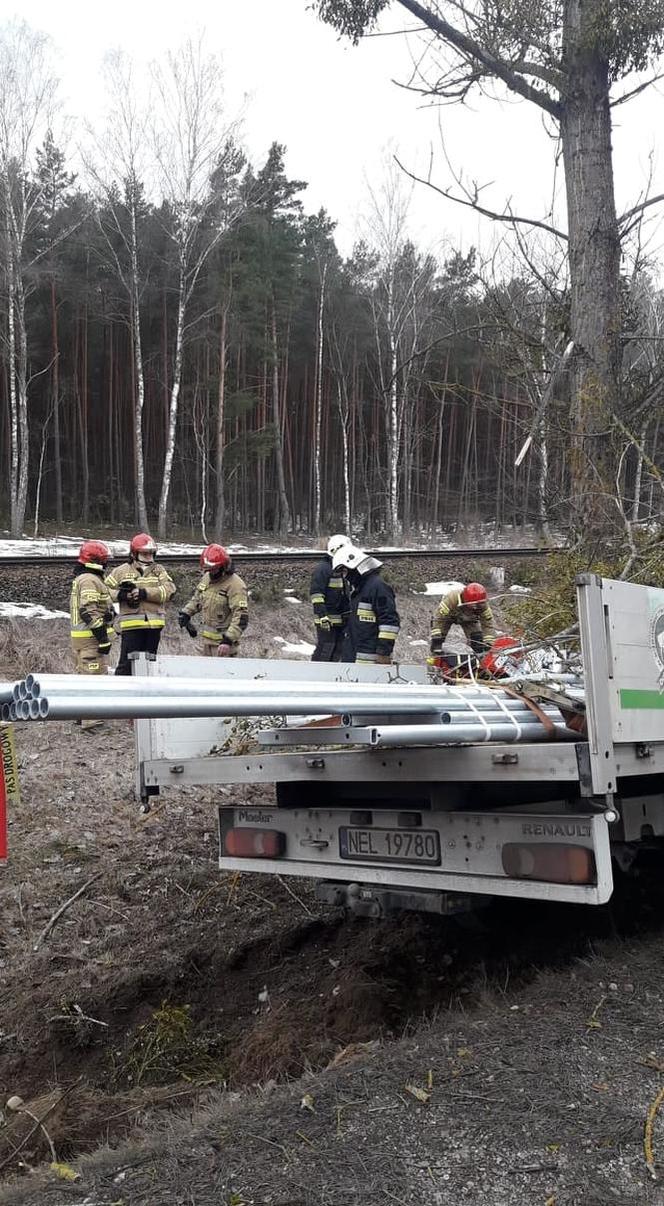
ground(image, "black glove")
xmin=136 ymin=587 xmax=147 ymax=601
xmin=91 ymin=624 xmax=112 ymax=655
xmin=178 ymin=611 xmax=191 ymax=629
xmin=117 ymin=581 xmax=135 ymax=602
xmin=470 ymin=635 xmax=491 ymax=655
xmin=430 ymin=637 xmax=443 ymax=657
xmin=186 ymin=621 xmax=197 ymax=638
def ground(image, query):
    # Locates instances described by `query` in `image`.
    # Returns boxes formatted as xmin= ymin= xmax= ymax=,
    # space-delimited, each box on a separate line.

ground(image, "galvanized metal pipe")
xmin=23 ymin=691 xmax=565 ymax=726
xmin=0 ymin=682 xmax=19 ymax=705
xmin=28 ymin=673 xmax=549 ymax=699
xmin=26 ymin=675 xmax=583 ymax=713
xmin=370 ymin=722 xmax=574 ymax=746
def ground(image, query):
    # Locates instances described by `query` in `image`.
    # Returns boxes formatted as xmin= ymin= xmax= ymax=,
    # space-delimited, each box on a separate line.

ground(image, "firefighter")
xmin=178 ymin=544 xmax=249 ymax=656
xmin=105 ymin=533 xmax=176 ymax=675
xmin=430 ymin=582 xmax=497 ymax=657
xmin=332 ymin=544 xmax=400 ymax=664
xmin=309 ymin=533 xmax=350 ymax=661
xmin=70 ymin=540 xmax=115 ymax=731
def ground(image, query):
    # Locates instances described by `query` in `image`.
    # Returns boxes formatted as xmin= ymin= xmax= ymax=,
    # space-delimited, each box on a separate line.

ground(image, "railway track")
xmin=0 ymin=545 xmax=560 ymax=568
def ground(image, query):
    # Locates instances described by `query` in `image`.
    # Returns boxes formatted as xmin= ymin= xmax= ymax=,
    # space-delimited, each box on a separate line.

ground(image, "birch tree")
xmin=314 ymin=0 xmax=664 ymax=539
xmin=151 ymin=36 xmax=243 ymax=538
xmin=303 ymin=211 xmax=337 ymax=534
xmin=86 ymin=50 xmax=150 ymax=530
xmin=0 ymin=21 xmax=58 ymax=536
xmin=364 ymin=164 xmax=437 ymax=535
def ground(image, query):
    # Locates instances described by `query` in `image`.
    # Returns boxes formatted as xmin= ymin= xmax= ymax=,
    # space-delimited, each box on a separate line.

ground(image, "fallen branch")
xmin=276 ymin=874 xmax=315 ymax=918
xmin=644 ymin=1084 xmax=664 ymax=1178
xmin=32 ymin=872 xmax=103 ymax=951
xmin=21 ymin=1109 xmax=57 ymax=1163
xmin=0 ymin=1079 xmax=81 ymax=1174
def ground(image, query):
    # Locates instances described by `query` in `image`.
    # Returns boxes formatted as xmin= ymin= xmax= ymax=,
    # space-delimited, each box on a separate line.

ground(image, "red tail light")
xmin=502 ymin=843 xmax=595 ymax=884
xmin=225 ymin=828 xmax=285 ymax=858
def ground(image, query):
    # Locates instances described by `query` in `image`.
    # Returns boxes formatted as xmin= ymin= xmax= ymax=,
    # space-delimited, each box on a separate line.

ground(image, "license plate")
xmin=339 ymin=826 xmax=441 ymax=866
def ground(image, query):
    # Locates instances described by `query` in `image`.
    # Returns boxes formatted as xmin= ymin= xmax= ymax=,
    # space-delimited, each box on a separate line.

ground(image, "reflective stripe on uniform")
xmin=310 ymin=593 xmax=326 ymax=604
xmin=378 ymin=626 xmax=399 ymax=641
xmin=71 ymin=629 xmax=95 ymax=639
xmin=201 ymin=628 xmax=231 ymax=642
xmin=357 ymin=607 xmax=376 ymax=623
xmin=118 ymin=616 xmax=165 ymax=631
xmin=356 ymin=651 xmax=378 ymax=663
xmin=328 ymin=576 xmax=344 ymax=589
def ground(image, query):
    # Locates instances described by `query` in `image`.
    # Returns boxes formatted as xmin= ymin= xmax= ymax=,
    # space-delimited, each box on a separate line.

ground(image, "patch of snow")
xmin=284 ymin=595 xmax=301 ymax=605
xmin=0 ymin=602 xmax=68 ymax=620
xmin=273 ymin=636 xmax=315 ymax=657
xmin=509 ymin=585 xmax=532 ymax=595
xmin=409 ymin=639 xmax=428 ymax=647
xmin=419 ymin=580 xmax=464 ymax=597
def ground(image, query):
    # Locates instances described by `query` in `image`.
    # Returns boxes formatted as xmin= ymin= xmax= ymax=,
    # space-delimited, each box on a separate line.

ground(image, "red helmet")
xmin=200 ymin=543 xmax=230 ymax=573
xmin=130 ymin=532 xmax=156 ymax=558
xmin=462 ymin=582 xmax=487 ymax=605
xmin=78 ymin=539 xmax=111 ymax=571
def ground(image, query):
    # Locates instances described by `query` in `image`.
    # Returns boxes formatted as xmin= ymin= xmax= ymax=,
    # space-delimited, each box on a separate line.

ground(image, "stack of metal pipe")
xmin=0 ymin=680 xmax=26 ymax=706
xmin=0 ymin=672 xmax=584 ymax=746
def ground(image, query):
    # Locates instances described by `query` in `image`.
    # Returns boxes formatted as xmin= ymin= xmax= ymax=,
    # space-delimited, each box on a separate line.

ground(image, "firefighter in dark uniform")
xmin=332 ymin=544 xmax=400 ymax=664
xmin=309 ymin=534 xmax=350 ymax=661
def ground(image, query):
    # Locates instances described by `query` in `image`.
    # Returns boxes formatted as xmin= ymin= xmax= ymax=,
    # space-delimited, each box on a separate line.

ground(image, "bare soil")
xmin=1 ymin=604 xmax=664 ymax=1204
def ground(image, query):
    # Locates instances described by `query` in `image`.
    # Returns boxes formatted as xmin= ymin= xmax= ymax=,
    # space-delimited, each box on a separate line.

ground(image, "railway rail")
xmin=0 ymin=545 xmax=560 ymax=568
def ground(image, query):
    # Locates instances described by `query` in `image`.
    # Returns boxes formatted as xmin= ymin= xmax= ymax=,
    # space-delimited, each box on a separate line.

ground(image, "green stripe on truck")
xmin=620 ymin=688 xmax=664 ymax=709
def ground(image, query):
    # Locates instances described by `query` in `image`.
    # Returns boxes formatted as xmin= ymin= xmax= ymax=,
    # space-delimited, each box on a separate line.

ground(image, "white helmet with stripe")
xmin=327 ymin=533 xmax=350 ymax=557
xmin=331 ymin=543 xmax=382 ymax=576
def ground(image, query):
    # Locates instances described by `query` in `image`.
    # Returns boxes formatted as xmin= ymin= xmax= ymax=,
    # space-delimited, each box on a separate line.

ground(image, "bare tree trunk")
xmin=158 ymin=267 xmax=186 ymax=539
xmin=386 ymin=281 xmax=400 ymax=538
xmin=270 ymin=304 xmax=291 ymax=534
xmin=33 ymin=411 xmax=52 ymax=537
xmin=214 ymin=304 xmax=228 ymax=539
xmin=130 ymin=201 xmax=149 ymax=531
xmin=561 ymin=0 xmax=621 ymax=537
xmin=50 ymin=277 xmax=63 ymax=524
xmin=81 ymin=299 xmax=89 ymax=524
xmin=107 ymin=320 xmax=116 ymax=524
xmin=430 ymin=353 xmax=449 ymax=533
xmin=313 ymin=262 xmax=327 ymax=535
xmin=537 ymin=417 xmax=553 ymax=542
xmin=6 ymin=198 xmax=19 ymax=537
xmin=631 ymin=422 xmax=648 ymax=523
xmin=14 ymin=270 xmax=29 ymax=534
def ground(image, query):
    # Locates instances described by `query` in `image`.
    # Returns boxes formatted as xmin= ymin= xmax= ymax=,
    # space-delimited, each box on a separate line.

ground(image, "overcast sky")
xmin=3 ymin=0 xmax=664 ymax=265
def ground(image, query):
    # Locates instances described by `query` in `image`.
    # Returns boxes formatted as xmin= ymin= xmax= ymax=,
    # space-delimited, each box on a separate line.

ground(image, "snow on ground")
xmin=0 ymin=602 xmax=69 ymax=620
xmin=409 ymin=639 xmax=428 ymax=647
xmin=0 ymin=530 xmax=555 ymax=559
xmin=420 ymin=580 xmax=464 ymax=596
xmin=509 ymin=584 xmax=532 ymax=594
xmin=273 ymin=636 xmax=315 ymax=657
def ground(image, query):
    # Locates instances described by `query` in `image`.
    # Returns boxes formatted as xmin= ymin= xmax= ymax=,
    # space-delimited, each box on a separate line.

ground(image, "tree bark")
xmin=561 ymin=0 xmax=622 ymax=536
xmin=214 ymin=303 xmax=228 ymax=539
xmin=50 ymin=277 xmax=63 ymax=524
xmin=130 ymin=199 xmax=149 ymax=531
xmin=270 ymin=304 xmax=292 ymax=534
xmin=158 ymin=265 xmax=186 ymax=539
xmin=313 ymin=262 xmax=327 ymax=535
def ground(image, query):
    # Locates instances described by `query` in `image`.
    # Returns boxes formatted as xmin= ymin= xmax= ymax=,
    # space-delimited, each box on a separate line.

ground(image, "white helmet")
xmin=327 ymin=533 xmax=350 ymax=557
xmin=332 ymin=543 xmax=382 ymax=576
